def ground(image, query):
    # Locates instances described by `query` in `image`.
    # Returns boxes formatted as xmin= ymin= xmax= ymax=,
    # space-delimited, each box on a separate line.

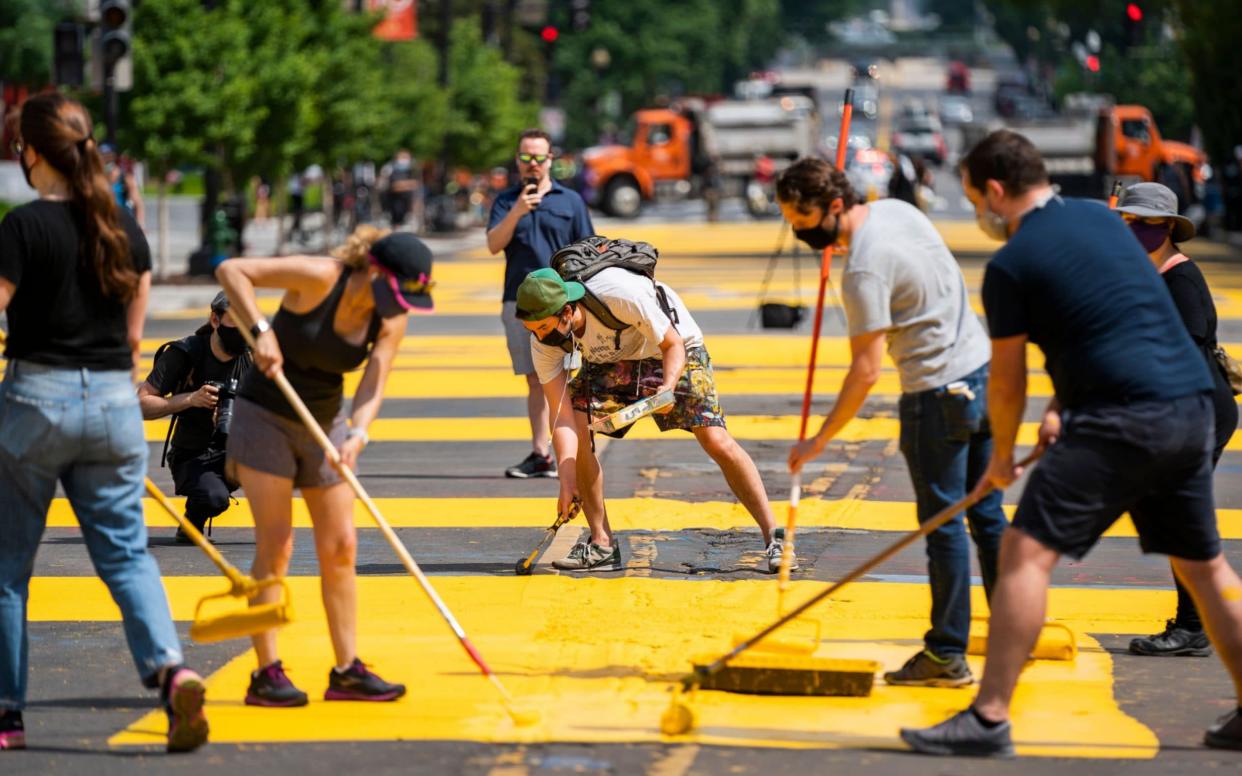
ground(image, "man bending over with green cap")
xmin=515 ymin=246 xmax=788 ymax=572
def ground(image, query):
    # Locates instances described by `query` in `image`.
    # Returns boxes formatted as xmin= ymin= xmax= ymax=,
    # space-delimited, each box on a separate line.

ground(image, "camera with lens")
xmin=207 ymin=377 xmax=239 ymax=444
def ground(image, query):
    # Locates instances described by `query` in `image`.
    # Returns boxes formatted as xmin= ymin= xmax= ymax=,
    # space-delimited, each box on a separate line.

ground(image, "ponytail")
xmin=17 ymin=93 xmax=138 ymax=303
xmin=331 ymin=224 xmax=391 ymax=270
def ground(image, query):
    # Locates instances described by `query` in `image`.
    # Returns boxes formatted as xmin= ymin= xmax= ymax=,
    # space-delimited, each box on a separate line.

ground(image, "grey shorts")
xmin=226 ymin=397 xmax=348 ymax=489
xmin=501 ymin=300 xmax=535 ymax=376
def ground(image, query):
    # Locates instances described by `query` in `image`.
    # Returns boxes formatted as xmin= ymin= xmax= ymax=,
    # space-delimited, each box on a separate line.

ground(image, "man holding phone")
xmin=487 ymin=129 xmax=595 ymax=479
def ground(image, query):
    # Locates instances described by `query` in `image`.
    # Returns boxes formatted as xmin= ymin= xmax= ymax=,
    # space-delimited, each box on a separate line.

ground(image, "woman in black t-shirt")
xmin=0 ymin=93 xmax=207 ymax=752
xmin=1119 ymin=182 xmax=1240 ymax=658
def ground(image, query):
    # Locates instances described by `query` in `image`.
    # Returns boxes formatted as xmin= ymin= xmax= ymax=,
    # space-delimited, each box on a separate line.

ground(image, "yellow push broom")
xmin=144 ymin=478 xmax=294 ymax=642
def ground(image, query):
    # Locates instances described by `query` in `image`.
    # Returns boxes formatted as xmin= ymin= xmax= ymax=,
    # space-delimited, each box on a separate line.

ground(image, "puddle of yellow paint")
xmin=86 ymin=577 xmax=1158 ymax=757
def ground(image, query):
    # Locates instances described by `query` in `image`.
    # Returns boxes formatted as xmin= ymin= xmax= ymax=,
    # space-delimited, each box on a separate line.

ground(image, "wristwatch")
xmin=250 ymin=319 xmax=271 ymax=339
xmin=346 ymin=427 xmax=369 ymax=446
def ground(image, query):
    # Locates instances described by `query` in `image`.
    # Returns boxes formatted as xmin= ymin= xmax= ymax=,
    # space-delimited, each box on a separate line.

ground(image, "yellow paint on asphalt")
xmin=47 ymin=494 xmax=1242 ymax=540
xmin=92 ymin=576 xmax=1156 ymax=756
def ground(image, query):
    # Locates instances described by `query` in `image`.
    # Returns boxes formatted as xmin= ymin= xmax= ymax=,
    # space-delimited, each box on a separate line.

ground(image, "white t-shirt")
xmin=531 ymin=267 xmax=704 ymax=384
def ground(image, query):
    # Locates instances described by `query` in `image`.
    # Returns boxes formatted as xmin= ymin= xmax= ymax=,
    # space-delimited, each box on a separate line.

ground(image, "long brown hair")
xmin=17 ymin=92 xmax=137 ymax=302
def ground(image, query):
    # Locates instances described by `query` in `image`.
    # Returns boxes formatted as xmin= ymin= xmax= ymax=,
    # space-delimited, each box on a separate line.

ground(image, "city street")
xmin=10 ymin=219 xmax=1242 ymax=773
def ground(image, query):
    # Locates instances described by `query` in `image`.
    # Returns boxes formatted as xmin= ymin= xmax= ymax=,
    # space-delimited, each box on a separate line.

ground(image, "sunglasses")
xmin=517 ymin=153 xmax=550 ymax=165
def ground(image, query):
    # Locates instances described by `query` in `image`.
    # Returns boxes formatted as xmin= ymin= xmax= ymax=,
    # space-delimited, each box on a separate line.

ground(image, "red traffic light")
xmin=1126 ymin=3 xmax=1143 ymax=22
xmin=1085 ymin=54 xmax=1100 ymax=73
xmin=540 ymin=25 xmax=559 ymax=43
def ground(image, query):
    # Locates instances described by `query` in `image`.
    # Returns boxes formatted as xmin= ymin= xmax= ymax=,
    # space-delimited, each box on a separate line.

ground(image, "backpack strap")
xmin=154 ymin=334 xmax=211 ymax=467
xmin=577 ymin=287 xmax=629 ymax=350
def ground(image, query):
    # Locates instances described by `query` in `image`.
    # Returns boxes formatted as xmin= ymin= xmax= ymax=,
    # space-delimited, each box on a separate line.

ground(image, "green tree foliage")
xmin=779 ymin=0 xmax=868 ymax=42
xmin=553 ymin=0 xmax=789 ymax=148
xmin=0 ymin=0 xmax=75 ymax=87
xmin=386 ymin=40 xmax=451 ymax=162
xmin=442 ymin=21 xmax=537 ymax=169
xmin=1173 ymin=0 xmax=1242 ymax=175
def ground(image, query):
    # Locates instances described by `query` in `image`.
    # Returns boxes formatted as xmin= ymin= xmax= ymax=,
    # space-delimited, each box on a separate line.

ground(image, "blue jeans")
xmin=0 ymin=361 xmax=183 ymax=710
xmin=898 ymin=362 xmax=1007 ymax=657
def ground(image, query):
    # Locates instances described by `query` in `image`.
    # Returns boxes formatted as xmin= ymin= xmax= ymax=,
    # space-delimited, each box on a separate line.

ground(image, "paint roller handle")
xmin=143 ymin=477 xmax=250 ymax=591
xmin=694 ymin=450 xmax=1043 ymax=686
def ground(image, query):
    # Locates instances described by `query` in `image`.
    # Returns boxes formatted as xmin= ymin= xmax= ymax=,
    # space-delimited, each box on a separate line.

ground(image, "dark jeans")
xmin=898 ymin=363 xmax=1008 ymax=656
xmin=169 ymin=446 xmax=235 ymax=528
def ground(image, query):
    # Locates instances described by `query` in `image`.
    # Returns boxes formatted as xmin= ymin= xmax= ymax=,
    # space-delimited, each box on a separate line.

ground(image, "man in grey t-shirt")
xmin=778 ymin=157 xmax=1006 ymax=688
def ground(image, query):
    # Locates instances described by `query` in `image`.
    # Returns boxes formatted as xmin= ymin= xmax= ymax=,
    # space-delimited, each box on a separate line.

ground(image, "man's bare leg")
xmin=693 ymin=425 xmax=776 ymax=543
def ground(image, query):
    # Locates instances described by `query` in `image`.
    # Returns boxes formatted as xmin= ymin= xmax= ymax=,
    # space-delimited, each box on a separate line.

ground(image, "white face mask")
xmin=976 ymin=199 xmax=1009 ymax=242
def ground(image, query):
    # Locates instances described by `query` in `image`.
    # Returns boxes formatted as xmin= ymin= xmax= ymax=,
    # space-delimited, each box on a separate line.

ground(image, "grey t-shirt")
xmin=840 ymin=199 xmax=990 ymax=393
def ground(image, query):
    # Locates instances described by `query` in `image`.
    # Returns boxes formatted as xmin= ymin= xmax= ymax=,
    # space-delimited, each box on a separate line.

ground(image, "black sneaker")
xmin=1129 ymin=619 xmax=1212 ymax=657
xmin=884 ymin=649 xmax=973 ymax=688
xmin=900 ymin=708 xmax=1015 ymax=758
xmin=245 ymin=660 xmax=309 ymax=708
xmin=325 ymin=658 xmax=406 ymax=702
xmin=551 ymin=541 xmax=622 ymax=571
xmin=0 ymin=710 xmax=24 ymax=751
xmin=162 ymin=667 xmax=209 ymax=753
xmin=505 ymin=451 xmax=558 ymax=479
xmin=1205 ymin=708 xmax=1242 ymax=750
xmin=175 ymin=515 xmax=213 ymax=545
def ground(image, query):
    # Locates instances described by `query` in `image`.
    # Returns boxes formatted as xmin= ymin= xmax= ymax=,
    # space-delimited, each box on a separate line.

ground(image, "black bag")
xmin=760 ymin=302 xmax=805 ymax=329
xmin=549 ymin=236 xmax=678 ymax=350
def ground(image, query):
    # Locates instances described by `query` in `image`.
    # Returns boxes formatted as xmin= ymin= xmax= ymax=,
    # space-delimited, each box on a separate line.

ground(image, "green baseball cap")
xmin=515 ymin=267 xmax=585 ymax=321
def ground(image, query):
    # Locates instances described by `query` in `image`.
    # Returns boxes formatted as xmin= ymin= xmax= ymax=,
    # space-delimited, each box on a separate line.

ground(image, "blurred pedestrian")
xmin=0 ymin=92 xmax=207 ymax=753
xmin=780 ymin=157 xmax=1005 ymax=688
xmin=486 ymin=129 xmax=595 ymax=479
xmin=101 ymin=142 xmax=145 ymax=228
xmin=215 ymin=227 xmax=432 ymax=707
xmin=903 ymin=129 xmax=1242 ymax=756
xmin=1117 ymin=182 xmax=1239 ymax=658
xmin=288 ymin=171 xmax=306 ymax=244
xmin=380 ymin=149 xmax=419 ymax=230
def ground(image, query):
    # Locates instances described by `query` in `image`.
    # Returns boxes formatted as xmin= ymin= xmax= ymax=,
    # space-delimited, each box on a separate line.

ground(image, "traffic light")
xmin=99 ymin=0 xmax=131 ymax=72
xmin=53 ymin=21 xmax=86 ymax=87
xmin=540 ymin=25 xmax=559 ymax=44
xmin=1122 ymin=3 xmax=1144 ymax=49
xmin=570 ymin=0 xmax=591 ymax=32
xmin=1085 ymin=54 xmax=1100 ymax=73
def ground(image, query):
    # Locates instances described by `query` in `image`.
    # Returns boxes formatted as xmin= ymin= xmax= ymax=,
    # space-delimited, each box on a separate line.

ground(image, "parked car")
xmin=892 ymin=117 xmax=948 ymax=166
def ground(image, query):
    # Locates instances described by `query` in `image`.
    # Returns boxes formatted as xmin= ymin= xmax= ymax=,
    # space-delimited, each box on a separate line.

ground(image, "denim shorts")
xmin=1013 ymin=393 xmax=1220 ymax=561
xmin=226 ymin=397 xmax=348 ymax=489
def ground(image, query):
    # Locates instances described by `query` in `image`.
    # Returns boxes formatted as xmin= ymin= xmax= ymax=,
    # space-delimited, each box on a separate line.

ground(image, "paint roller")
xmin=661 ymin=450 xmax=1042 ymax=736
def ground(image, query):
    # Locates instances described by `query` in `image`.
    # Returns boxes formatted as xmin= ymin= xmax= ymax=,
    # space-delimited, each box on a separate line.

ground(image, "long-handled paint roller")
xmin=777 ymin=87 xmax=855 ymax=608
xmin=662 ymin=451 xmax=1042 ymax=736
xmin=515 ymin=499 xmax=581 ymax=576
xmin=231 ymin=318 xmax=541 ymax=727
xmin=145 ymin=478 xmax=294 ymax=642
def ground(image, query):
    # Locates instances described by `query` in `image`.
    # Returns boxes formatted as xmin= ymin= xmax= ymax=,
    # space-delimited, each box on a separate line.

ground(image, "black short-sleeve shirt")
xmin=981 ymin=197 xmax=1211 ymax=409
xmin=145 ymin=334 xmax=246 ymax=453
xmin=0 ymin=200 xmax=151 ymax=370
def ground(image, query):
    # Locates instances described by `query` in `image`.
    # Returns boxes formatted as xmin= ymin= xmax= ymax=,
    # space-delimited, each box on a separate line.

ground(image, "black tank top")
xmin=239 ymin=267 xmax=381 ymax=424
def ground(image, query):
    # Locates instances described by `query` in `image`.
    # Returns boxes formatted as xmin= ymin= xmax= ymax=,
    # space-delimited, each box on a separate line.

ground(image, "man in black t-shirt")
xmin=900 ymin=130 xmax=1242 ymax=756
xmin=138 ymin=292 xmax=251 ymax=543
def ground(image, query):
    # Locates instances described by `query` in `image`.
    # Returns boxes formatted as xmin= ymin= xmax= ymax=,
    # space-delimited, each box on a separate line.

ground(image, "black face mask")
xmin=538 ymin=316 xmax=572 ymax=348
xmin=216 ymin=324 xmax=248 ymax=356
xmin=794 ymin=214 xmax=839 ymax=251
xmin=18 ymin=154 xmax=34 ymax=189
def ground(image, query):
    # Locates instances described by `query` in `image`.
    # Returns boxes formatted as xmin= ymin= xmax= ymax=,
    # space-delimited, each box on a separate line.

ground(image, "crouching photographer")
xmin=138 ymin=291 xmax=252 ymax=543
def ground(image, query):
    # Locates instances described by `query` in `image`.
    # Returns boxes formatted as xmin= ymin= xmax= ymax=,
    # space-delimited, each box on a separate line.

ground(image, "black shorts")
xmin=1013 ymin=393 xmax=1221 ymax=561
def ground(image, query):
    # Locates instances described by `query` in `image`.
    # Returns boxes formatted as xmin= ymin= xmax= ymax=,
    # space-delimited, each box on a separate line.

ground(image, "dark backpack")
xmin=549 ymin=236 xmax=678 ymax=350
xmin=153 ymin=334 xmax=209 ymax=467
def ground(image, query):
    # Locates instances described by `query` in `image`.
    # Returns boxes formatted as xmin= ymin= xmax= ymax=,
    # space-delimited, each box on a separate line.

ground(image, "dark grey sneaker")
xmin=765 ymin=527 xmax=799 ymax=573
xmin=325 ymin=658 xmax=405 ymax=702
xmin=245 ymin=660 xmax=309 ymax=708
xmin=884 ymin=649 xmax=973 ymax=688
xmin=1129 ymin=619 xmax=1212 ymax=657
xmin=505 ymin=451 xmax=558 ymax=479
xmin=552 ymin=541 xmax=622 ymax=571
xmin=1205 ymin=709 xmax=1242 ymax=750
xmin=900 ymin=708 xmax=1015 ymax=758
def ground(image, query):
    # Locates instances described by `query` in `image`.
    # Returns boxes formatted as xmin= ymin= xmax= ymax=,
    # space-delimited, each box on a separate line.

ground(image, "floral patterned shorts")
xmin=570 ymin=345 xmax=727 ymax=438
